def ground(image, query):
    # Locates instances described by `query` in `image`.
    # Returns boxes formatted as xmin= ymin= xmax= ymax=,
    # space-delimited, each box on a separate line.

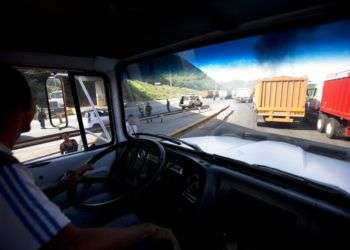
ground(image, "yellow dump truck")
xmin=254 ymin=77 xmax=307 ymax=124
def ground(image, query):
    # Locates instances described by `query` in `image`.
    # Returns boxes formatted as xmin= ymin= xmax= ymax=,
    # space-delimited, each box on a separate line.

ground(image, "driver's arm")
xmin=43 ymin=179 xmax=67 ymax=198
xmin=44 ymin=164 xmax=93 ymax=199
xmin=1 ymin=164 xmax=179 ymax=250
xmin=43 ymin=223 xmax=180 ymax=250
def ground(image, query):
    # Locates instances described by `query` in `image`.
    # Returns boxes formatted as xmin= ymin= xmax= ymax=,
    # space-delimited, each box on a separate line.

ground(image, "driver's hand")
xmin=145 ymin=224 xmax=181 ymax=250
xmin=61 ymin=170 xmax=80 ymax=188
xmin=61 ymin=163 xmax=94 ymax=185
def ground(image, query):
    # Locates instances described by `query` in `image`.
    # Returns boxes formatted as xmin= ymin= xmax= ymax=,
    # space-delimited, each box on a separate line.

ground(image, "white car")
xmin=179 ymin=95 xmax=203 ymax=109
xmin=48 ymin=91 xmax=65 ymax=112
xmin=83 ymin=109 xmax=110 ymax=129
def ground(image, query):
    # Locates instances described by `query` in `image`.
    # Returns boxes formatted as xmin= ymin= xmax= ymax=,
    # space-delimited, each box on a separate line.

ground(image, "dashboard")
xmin=156 ymin=148 xmax=207 ymax=215
xmin=166 ymin=155 xmax=203 ymax=204
xmin=149 ymin=144 xmax=350 ymax=250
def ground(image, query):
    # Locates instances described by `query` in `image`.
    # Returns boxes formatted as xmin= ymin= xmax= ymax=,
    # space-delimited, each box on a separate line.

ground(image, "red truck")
xmin=317 ymin=71 xmax=350 ymax=139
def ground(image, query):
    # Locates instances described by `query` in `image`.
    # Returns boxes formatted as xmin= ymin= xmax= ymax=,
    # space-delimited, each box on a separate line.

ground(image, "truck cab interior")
xmin=1 ymin=0 xmax=350 ymax=249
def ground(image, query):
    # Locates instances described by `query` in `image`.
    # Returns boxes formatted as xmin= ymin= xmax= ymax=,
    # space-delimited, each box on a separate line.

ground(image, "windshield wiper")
xmin=135 ymin=133 xmax=203 ymax=152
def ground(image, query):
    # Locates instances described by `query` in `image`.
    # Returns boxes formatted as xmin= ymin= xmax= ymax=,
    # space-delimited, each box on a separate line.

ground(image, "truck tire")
xmin=317 ymin=114 xmax=327 ymax=132
xmin=256 ymin=116 xmax=265 ymax=127
xmin=325 ymin=118 xmax=340 ymax=139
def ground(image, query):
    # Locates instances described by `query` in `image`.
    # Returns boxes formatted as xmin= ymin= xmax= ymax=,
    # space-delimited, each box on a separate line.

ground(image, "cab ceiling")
xmin=0 ymin=0 xmax=346 ymax=59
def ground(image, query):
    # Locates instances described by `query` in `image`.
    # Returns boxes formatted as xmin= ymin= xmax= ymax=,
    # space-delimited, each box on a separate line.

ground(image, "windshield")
xmin=122 ymin=20 xmax=350 ymax=165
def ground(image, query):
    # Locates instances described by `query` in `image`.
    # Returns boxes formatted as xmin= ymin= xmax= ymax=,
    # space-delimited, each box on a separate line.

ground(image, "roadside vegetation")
xmin=125 ymin=79 xmax=197 ymax=101
xmin=129 ymin=54 xmax=217 ymax=91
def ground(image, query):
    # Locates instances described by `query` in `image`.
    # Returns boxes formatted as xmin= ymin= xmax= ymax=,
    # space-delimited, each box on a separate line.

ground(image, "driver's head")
xmin=0 ymin=65 xmax=35 ymax=144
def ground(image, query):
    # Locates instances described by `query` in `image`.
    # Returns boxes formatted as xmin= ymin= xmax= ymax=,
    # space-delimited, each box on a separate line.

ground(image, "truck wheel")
xmin=325 ymin=118 xmax=340 ymax=139
xmin=317 ymin=114 xmax=327 ymax=132
xmin=256 ymin=116 xmax=265 ymax=127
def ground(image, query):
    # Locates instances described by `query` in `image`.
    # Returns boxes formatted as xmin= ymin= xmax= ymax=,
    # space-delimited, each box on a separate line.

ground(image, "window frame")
xmin=69 ymin=71 xmax=116 ymax=152
xmin=115 ymin=64 xmax=137 ymax=141
xmin=12 ymin=68 xmax=116 ymax=165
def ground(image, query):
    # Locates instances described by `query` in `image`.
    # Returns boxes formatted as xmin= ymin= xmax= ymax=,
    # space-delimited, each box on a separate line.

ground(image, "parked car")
xmin=179 ymin=95 xmax=203 ymax=109
xmin=48 ymin=90 xmax=65 ymax=113
xmin=83 ymin=109 xmax=110 ymax=129
xmin=235 ymin=87 xmax=252 ymax=103
xmin=218 ymin=90 xmax=228 ymax=99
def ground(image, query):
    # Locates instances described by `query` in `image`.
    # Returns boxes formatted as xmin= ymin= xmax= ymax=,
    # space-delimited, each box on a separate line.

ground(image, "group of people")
xmin=126 ymin=99 xmax=172 ymax=135
xmin=137 ymin=100 xmax=171 ymax=117
xmin=137 ymin=102 xmax=153 ymax=123
xmin=137 ymin=102 xmax=153 ymax=118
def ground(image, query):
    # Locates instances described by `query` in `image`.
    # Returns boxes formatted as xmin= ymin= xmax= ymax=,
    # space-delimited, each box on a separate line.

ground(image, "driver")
xmin=0 ymin=66 xmax=180 ymax=250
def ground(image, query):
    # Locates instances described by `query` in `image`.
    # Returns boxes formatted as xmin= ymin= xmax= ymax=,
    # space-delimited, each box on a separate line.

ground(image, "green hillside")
xmin=125 ymin=80 xmax=197 ymax=101
xmin=128 ymin=54 xmax=217 ymax=90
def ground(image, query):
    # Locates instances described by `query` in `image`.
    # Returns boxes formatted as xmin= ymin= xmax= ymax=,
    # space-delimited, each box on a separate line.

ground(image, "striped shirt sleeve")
xmin=0 ymin=164 xmax=70 ymax=250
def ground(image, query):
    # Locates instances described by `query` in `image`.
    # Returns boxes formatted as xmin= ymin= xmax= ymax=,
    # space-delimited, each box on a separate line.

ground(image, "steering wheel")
xmin=67 ymin=138 xmax=166 ymax=208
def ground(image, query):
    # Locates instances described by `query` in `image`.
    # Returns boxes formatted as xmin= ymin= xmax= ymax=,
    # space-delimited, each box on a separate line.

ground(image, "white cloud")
xmin=201 ymin=58 xmax=350 ymax=83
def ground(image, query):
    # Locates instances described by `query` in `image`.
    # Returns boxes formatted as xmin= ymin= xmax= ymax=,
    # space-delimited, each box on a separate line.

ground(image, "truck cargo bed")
xmin=254 ymin=77 xmax=307 ymax=123
xmin=321 ymin=77 xmax=350 ymax=121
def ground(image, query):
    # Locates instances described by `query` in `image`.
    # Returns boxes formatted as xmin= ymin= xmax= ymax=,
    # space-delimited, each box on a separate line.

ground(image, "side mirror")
xmin=45 ymin=75 xmax=68 ymax=129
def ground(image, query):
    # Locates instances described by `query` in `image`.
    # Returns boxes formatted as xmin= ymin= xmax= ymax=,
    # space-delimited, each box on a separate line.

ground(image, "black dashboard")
xmin=157 ymin=148 xmax=207 ymax=216
xmin=147 ymin=144 xmax=350 ymax=250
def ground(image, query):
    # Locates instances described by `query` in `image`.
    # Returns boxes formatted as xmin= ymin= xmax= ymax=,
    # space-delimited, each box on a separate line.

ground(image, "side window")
xmin=12 ymin=69 xmax=112 ymax=163
xmin=74 ymin=75 xmax=112 ymax=147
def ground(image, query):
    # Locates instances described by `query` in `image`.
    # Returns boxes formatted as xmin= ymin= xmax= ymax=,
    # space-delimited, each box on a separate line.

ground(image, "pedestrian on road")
xmin=145 ymin=102 xmax=153 ymax=123
xmin=60 ymin=132 xmax=78 ymax=155
xmin=38 ymin=108 xmax=47 ymax=129
xmin=166 ymin=99 xmax=171 ymax=112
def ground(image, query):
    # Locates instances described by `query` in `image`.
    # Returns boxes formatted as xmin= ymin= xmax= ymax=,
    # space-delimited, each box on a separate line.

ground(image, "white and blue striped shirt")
xmin=0 ymin=145 xmax=70 ymax=250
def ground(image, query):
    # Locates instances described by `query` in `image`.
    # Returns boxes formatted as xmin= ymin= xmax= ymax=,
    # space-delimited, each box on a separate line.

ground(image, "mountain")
xmin=126 ymin=54 xmax=216 ymax=90
xmin=219 ymin=79 xmax=256 ymax=91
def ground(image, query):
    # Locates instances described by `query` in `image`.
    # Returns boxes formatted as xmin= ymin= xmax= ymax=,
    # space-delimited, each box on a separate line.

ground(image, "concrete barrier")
xmin=170 ymin=105 xmax=230 ymax=138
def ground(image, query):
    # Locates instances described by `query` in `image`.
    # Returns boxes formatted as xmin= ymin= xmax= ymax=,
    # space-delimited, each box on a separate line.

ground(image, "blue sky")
xmin=178 ymin=36 xmax=259 ymax=68
xmin=177 ymin=20 xmax=350 ymax=83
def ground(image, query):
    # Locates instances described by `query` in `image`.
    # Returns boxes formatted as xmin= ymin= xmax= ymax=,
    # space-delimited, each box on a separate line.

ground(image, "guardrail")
xmin=14 ymin=128 xmax=82 ymax=150
xmin=138 ymin=105 xmax=210 ymax=122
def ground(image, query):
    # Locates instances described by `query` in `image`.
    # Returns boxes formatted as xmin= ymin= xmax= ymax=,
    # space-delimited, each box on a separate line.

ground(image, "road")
xmin=13 ymin=99 xmax=229 ymax=162
xmin=184 ymin=100 xmax=350 ymax=155
xmin=125 ymin=98 xmax=182 ymax=117
xmin=19 ymin=116 xmax=79 ymax=143
xmin=16 ymin=98 xmax=349 ymax=162
xmin=19 ymin=98 xmax=216 ymax=143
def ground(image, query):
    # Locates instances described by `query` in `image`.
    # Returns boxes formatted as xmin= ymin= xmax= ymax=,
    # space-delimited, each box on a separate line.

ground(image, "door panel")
xmin=29 ymin=143 xmax=116 ymax=188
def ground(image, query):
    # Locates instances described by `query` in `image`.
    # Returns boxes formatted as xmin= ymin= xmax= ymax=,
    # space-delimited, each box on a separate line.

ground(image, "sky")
xmin=177 ymin=20 xmax=350 ymax=84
